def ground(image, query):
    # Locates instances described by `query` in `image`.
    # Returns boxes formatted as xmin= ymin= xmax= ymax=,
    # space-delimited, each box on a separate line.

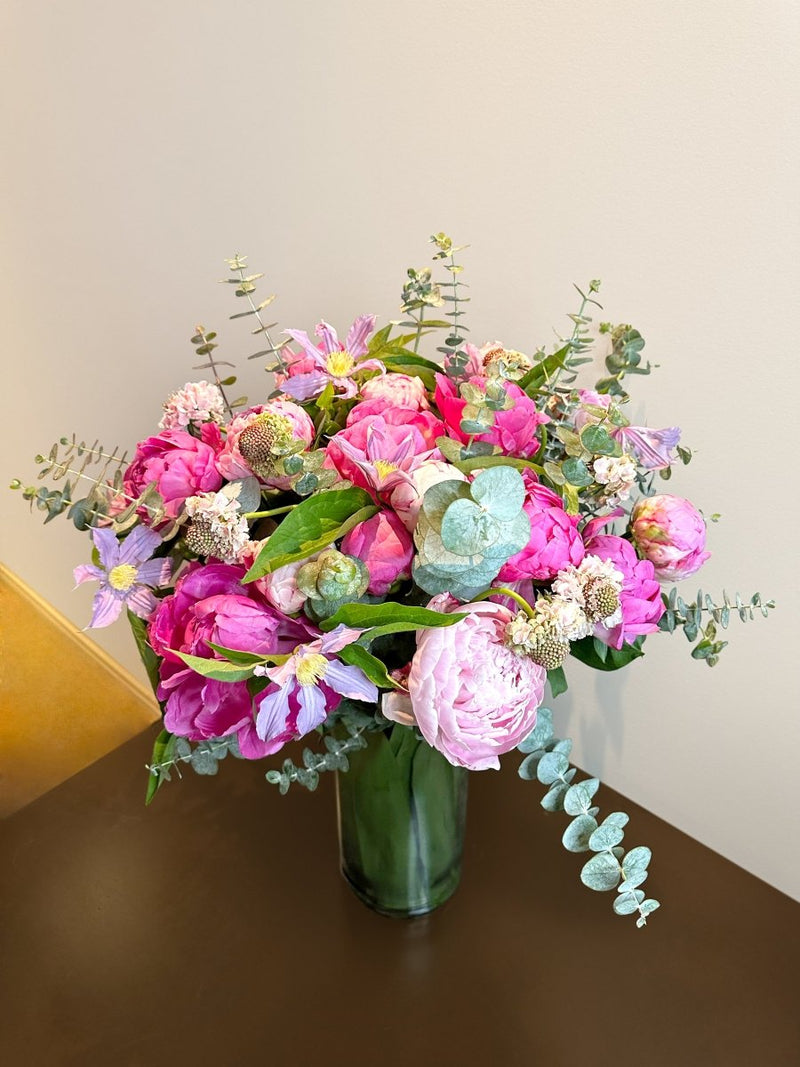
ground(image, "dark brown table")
xmin=2 ymin=725 xmax=798 ymax=1066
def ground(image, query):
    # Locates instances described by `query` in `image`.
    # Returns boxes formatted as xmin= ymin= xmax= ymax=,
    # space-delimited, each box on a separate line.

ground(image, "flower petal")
xmin=296 ymin=684 xmax=328 ymax=735
xmin=118 ymin=525 xmax=163 ymax=565
xmin=73 ymin=563 xmax=103 ymax=586
xmin=283 ymin=329 xmax=325 ymax=366
xmin=255 ymin=683 xmax=293 ymax=741
xmin=279 ymin=372 xmax=330 ymax=402
xmin=323 ymin=660 xmax=379 ymax=703
xmin=135 ymin=557 xmax=172 ymax=588
xmin=88 ymin=589 xmax=125 ymax=629
xmin=126 ymin=585 xmax=158 ymax=619
xmin=317 ymin=625 xmax=364 ymax=655
xmin=345 ymin=315 xmax=377 ymax=358
xmin=314 ymin=320 xmax=340 ymax=356
xmin=90 ymin=527 xmax=121 ymax=569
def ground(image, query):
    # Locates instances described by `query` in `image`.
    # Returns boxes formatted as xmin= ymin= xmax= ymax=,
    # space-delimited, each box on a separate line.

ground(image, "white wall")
xmin=2 ymin=1 xmax=798 ymax=898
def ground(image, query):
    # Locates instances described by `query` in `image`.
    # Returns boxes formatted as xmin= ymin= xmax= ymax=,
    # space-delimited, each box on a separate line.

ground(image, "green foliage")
xmin=413 ymin=466 xmax=531 ymax=599
xmin=595 ymin=323 xmax=653 ymax=398
xmin=127 ymin=610 xmax=162 ymax=697
xmin=243 ymin=487 xmax=378 ymax=579
xmin=569 ymin=635 xmax=645 ymax=672
xmin=517 ymin=708 xmax=660 ymax=927
xmin=222 ymin=253 xmax=290 ymax=373
xmin=660 ymin=587 xmax=775 ymax=666
xmin=145 ymin=732 xmax=243 ymax=803
xmin=520 ymin=281 xmax=602 ymax=398
xmin=320 ymin=602 xmax=467 ymax=632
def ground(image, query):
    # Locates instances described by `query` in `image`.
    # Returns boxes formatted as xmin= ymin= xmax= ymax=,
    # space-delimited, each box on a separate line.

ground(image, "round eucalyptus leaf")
xmin=470 ymin=465 xmax=526 ymax=521
xmin=613 ymin=892 xmax=645 ymax=916
xmin=580 ymin=851 xmax=622 ymax=892
xmin=562 ymin=457 xmax=594 ymax=487
xmin=562 ymin=814 xmax=598 ymax=852
xmin=536 ymin=750 xmax=569 ymax=785
xmin=622 ymin=846 xmax=652 ymax=876
xmin=421 ymin=478 xmax=472 ymax=524
xmin=440 ymin=497 xmax=500 ymax=555
xmin=563 ymin=778 xmax=600 ymax=817
xmin=580 ymin=424 xmax=617 ymax=456
xmin=540 ymin=781 xmax=568 ymax=812
xmin=602 ymin=811 xmax=630 ymax=830
xmin=518 ymin=753 xmax=542 ymax=780
xmin=589 ymin=823 xmax=625 ymax=852
xmin=640 ymin=899 xmax=661 ymax=915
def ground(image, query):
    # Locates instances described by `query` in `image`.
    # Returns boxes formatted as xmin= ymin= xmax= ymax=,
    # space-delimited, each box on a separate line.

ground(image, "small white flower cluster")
xmin=593 ymin=453 xmax=637 ymax=502
xmin=505 ymin=554 xmax=625 ymax=669
xmin=184 ymin=490 xmax=250 ymax=563
xmin=159 ymin=381 xmax=225 ymax=431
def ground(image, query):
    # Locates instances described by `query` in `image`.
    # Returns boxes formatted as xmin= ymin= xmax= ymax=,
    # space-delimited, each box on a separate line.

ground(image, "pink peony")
xmin=582 ymin=533 xmax=665 ymax=649
xmin=497 ymin=475 xmax=584 ymax=582
xmin=237 ymin=542 xmax=309 ymax=615
xmin=340 ymin=510 xmax=414 ymax=595
xmin=123 ymin=426 xmax=223 ymax=521
xmin=434 ymin=374 xmax=548 ymax=458
xmin=389 ymin=459 xmax=467 ymax=531
xmin=630 ymin=494 xmax=711 ymax=581
xmin=326 ymin=409 xmax=444 ymax=492
xmin=360 ymin=372 xmax=430 ymax=410
xmin=149 ymin=562 xmax=314 ymax=758
xmin=215 ymin=401 xmax=315 ymax=488
xmin=384 ymin=600 xmax=546 ymax=771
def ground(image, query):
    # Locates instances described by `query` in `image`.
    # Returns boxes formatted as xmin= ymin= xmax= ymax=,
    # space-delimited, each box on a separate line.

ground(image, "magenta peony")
xmin=582 ymin=533 xmax=665 ymax=648
xmin=434 ymin=373 xmax=548 ymax=458
xmin=340 ymin=510 xmax=414 ymax=595
xmin=384 ymin=601 xmax=546 ymax=771
xmin=497 ymin=476 xmax=585 ymax=582
xmin=630 ymin=494 xmax=711 ymax=582
xmin=149 ymin=562 xmax=314 ymax=758
xmin=123 ymin=426 xmax=223 ymax=521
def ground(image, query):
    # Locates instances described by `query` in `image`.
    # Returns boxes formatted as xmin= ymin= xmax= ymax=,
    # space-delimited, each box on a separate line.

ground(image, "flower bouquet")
xmin=14 ymin=235 xmax=773 ymax=925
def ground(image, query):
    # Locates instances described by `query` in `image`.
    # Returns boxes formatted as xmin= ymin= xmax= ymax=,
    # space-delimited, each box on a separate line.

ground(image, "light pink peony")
xmin=389 ymin=459 xmax=467 ymax=531
xmin=215 ymin=401 xmax=315 ymax=488
xmin=340 ymin=510 xmax=413 ymax=595
xmin=582 ymin=532 xmax=665 ymax=648
xmin=360 ymin=372 xmax=430 ymax=411
xmin=497 ymin=475 xmax=584 ymax=582
xmin=123 ymin=426 xmax=223 ymax=521
xmin=384 ymin=601 xmax=546 ymax=771
xmin=237 ymin=541 xmax=309 ymax=614
xmin=630 ymin=494 xmax=711 ymax=582
xmin=434 ymin=374 xmax=548 ymax=458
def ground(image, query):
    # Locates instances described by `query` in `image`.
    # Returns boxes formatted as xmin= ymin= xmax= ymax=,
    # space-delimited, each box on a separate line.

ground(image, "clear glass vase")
xmin=335 ymin=724 xmax=468 ymax=917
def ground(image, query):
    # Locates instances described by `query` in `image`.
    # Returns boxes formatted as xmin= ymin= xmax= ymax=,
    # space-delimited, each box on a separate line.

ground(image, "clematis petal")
xmin=117 ymin=524 xmax=163 ymax=566
xmin=255 ymin=683 xmax=293 ymax=741
xmin=613 ymin=425 xmax=681 ymax=471
xmin=317 ymin=625 xmax=364 ymax=655
xmin=90 ymin=526 xmax=121 ymax=569
xmin=73 ymin=563 xmax=103 ymax=586
xmin=296 ymin=684 xmax=327 ymax=736
xmin=314 ymin=320 xmax=340 ymax=356
xmin=279 ymin=372 xmax=330 ymax=402
xmin=323 ymin=660 xmax=379 ymax=703
xmin=283 ymin=329 xmax=326 ymax=366
xmin=136 ymin=557 xmax=172 ymax=588
xmin=345 ymin=315 xmax=377 ymax=358
xmin=126 ymin=585 xmax=158 ymax=619
xmin=88 ymin=589 xmax=125 ymax=629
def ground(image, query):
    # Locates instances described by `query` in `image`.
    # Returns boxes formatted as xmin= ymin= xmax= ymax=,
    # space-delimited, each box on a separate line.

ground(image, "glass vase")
xmin=335 ymin=724 xmax=468 ymax=918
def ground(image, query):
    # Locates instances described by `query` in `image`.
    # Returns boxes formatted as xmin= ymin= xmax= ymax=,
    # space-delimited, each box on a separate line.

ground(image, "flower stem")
xmin=472 ymin=586 xmax=535 ymax=617
xmin=244 ymin=504 xmax=296 ymax=519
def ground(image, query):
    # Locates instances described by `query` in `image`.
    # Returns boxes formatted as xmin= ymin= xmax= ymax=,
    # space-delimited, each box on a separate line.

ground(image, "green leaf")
xmin=244 ymin=488 xmax=378 ymax=578
xmin=171 ymin=650 xmax=256 ymax=682
xmin=518 ymin=344 xmax=570 ymax=394
xmin=536 ymin=751 xmax=569 ymax=785
xmin=470 ymin=465 xmax=526 ymax=522
xmin=563 ymin=778 xmax=600 ymax=816
xmin=338 ymin=642 xmax=400 ymax=689
xmin=145 ymin=729 xmax=175 ymax=805
xmin=580 ymin=424 xmax=617 ymax=456
xmin=562 ymin=814 xmax=598 ymax=852
xmin=561 ymin=457 xmax=594 ymax=487
xmin=569 ymin=635 xmax=645 ymax=671
xmin=205 ymin=642 xmax=285 ymax=667
xmin=321 ymin=602 xmax=467 ymax=632
xmin=127 ymin=609 xmax=161 ymax=698
xmin=440 ymin=498 xmax=500 ymax=555
xmin=580 ymin=851 xmax=622 ymax=892
xmin=622 ymin=846 xmax=652 ymax=877
xmin=547 ymin=666 xmax=568 ymax=698
xmin=589 ymin=823 xmax=625 ymax=851
xmin=613 ymin=891 xmax=646 ymax=915
xmin=450 ymin=453 xmax=544 ymax=477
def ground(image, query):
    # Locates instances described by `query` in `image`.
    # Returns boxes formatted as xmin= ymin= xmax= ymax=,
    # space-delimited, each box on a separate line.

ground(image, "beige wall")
xmin=2 ymin=1 xmax=798 ymax=897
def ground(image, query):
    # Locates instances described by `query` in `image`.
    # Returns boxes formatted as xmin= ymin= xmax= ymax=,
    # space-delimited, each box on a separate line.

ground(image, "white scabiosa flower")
xmin=159 ymin=381 xmax=225 ymax=431
xmin=184 ymin=490 xmax=250 ymax=563
xmin=593 ymin=453 xmax=637 ymax=502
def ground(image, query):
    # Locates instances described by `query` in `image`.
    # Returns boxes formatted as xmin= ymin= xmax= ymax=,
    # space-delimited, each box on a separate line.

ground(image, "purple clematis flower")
xmin=611 ymin=424 xmax=681 ymax=471
xmin=253 ymin=625 xmax=378 ymax=745
xmin=280 ymin=315 xmax=384 ymax=401
xmin=73 ymin=525 xmax=171 ymax=628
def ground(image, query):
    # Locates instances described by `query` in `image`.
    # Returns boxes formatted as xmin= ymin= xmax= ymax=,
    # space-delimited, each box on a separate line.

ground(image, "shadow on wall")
xmin=0 ymin=564 xmax=159 ymax=817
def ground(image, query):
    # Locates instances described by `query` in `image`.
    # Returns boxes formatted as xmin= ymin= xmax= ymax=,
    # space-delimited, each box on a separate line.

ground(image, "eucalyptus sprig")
xmin=595 ymin=321 xmax=653 ymax=398
xmin=190 ymin=325 xmax=241 ymax=418
xmin=518 ymin=709 xmax=660 ymax=928
xmin=222 ymin=253 xmax=289 ymax=373
xmin=660 ymin=587 xmax=775 ymax=666
xmin=430 ymin=232 xmax=472 ymax=378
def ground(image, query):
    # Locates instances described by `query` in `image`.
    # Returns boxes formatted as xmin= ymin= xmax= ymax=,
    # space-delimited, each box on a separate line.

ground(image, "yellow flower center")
xmin=373 ymin=459 xmax=398 ymax=480
xmin=108 ymin=564 xmax=138 ymax=591
xmin=326 ymin=350 xmax=355 ymax=377
xmin=295 ymin=652 xmax=329 ymax=687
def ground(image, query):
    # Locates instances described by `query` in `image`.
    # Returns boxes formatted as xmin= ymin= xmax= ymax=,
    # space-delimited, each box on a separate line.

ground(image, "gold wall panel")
xmin=0 ymin=563 xmax=160 ymax=817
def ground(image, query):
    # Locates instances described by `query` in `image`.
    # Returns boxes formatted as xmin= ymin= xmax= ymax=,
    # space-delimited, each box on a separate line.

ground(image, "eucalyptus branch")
xmin=517 ymin=708 xmax=660 ymax=928
xmin=660 ymin=587 xmax=775 ymax=665
xmin=430 ymin=233 xmax=471 ymax=377
xmin=190 ymin=325 xmax=236 ymax=418
xmin=223 ymin=254 xmax=288 ymax=373
xmin=265 ymin=727 xmax=369 ymax=794
xmin=545 ymin=281 xmax=603 ymax=395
